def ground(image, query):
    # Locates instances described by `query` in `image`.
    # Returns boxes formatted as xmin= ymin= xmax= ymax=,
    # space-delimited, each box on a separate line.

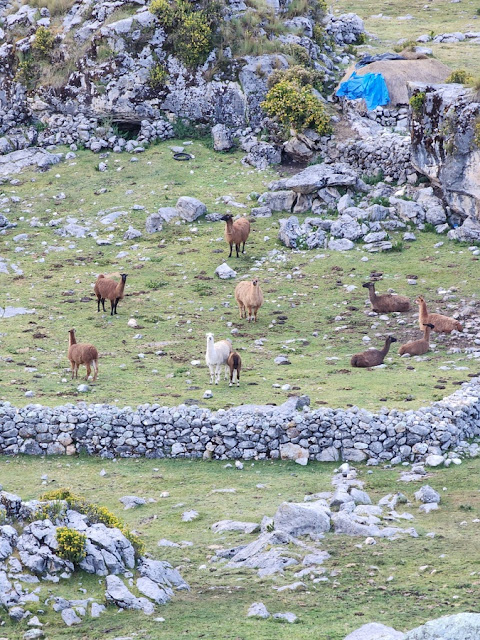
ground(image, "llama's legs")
xmin=215 ymin=364 xmax=221 ymax=385
xmin=70 ymin=360 xmax=75 ymax=379
xmin=110 ymin=299 xmax=114 ymax=316
xmin=114 ymin=297 xmax=120 ymax=314
xmin=92 ymin=360 xmax=98 ymax=381
xmin=228 ymin=243 xmax=233 ymax=257
xmin=242 ymin=241 xmax=246 ymax=254
xmin=235 ymin=243 xmax=240 ymax=258
xmin=208 ymin=364 xmax=215 ymax=384
xmin=224 ymin=364 xmax=229 ymax=380
xmin=236 ymin=368 xmax=240 ymax=386
xmin=85 ymin=363 xmax=91 ymax=380
xmin=97 ymin=297 xmax=101 ymax=312
xmin=101 ymin=298 xmax=106 ymax=312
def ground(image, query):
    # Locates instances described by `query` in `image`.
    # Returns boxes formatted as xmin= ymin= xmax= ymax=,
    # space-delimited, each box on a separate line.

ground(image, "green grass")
xmin=0 ymin=140 xmax=479 ymax=411
xmin=1 ymin=454 xmax=480 ymax=639
xmin=334 ymin=0 xmax=480 ymax=73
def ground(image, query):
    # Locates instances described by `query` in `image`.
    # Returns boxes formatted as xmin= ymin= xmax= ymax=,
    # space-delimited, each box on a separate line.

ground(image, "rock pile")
xmin=257 ymin=162 xmax=450 ymax=251
xmin=211 ymin=466 xmax=418 ymax=580
xmin=0 ymin=490 xmax=188 ymax=627
xmin=324 ymin=13 xmax=366 ymax=46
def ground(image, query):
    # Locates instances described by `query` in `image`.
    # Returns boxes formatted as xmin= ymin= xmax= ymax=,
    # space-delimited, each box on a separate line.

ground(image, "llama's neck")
xmin=423 ymin=326 xmax=432 ymax=343
xmin=117 ymin=279 xmax=126 ymax=296
xmin=68 ymin=332 xmax=76 ymax=347
xmin=418 ymin=300 xmax=428 ymax=320
xmin=225 ymin=219 xmax=233 ymax=233
xmin=368 ymin=287 xmax=377 ymax=304
xmin=206 ymin=340 xmax=216 ymax=359
xmin=381 ymin=339 xmax=391 ymax=357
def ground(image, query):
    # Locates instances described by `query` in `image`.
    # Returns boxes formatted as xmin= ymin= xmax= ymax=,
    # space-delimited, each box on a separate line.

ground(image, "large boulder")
xmin=175 ymin=197 xmax=207 ymax=222
xmin=405 ymin=613 xmax=480 ymax=639
xmin=272 ymin=162 xmax=358 ymax=195
xmin=344 ymin=622 xmax=405 ymax=640
xmin=410 ymin=83 xmax=480 ymax=238
xmin=273 ymin=501 xmax=331 ymax=536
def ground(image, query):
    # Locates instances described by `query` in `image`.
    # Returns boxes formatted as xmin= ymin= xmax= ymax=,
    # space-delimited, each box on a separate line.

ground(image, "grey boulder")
xmin=273 ymin=501 xmax=330 ymax=536
xmin=344 ymin=622 xmax=406 ymax=640
xmin=175 ymin=196 xmax=206 ymax=222
xmin=405 ymin=613 xmax=480 ymax=639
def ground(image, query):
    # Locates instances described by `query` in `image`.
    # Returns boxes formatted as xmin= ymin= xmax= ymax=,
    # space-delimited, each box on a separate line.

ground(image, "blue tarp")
xmin=336 ymin=71 xmax=390 ymax=111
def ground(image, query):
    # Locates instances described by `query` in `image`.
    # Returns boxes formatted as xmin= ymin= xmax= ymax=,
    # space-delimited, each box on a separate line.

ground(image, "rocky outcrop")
xmin=0 ymin=0 xmax=341 ymax=157
xmin=409 ymin=83 xmax=480 ymax=241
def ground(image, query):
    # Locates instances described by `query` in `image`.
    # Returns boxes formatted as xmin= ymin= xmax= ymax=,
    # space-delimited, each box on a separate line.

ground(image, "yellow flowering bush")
xmin=32 ymin=26 xmax=55 ymax=58
xmin=149 ymin=0 xmax=218 ymax=67
xmin=261 ymin=79 xmax=332 ymax=136
xmin=41 ymin=489 xmax=145 ymax=557
xmin=56 ymin=527 xmax=86 ymax=564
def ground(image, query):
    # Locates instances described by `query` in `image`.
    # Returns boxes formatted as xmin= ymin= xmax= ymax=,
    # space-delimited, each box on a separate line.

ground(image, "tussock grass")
xmin=28 ymin=0 xmax=77 ymax=17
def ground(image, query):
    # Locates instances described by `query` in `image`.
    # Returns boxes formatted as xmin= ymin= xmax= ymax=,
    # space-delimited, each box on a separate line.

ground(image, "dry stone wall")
xmin=0 ymin=378 xmax=479 ymax=463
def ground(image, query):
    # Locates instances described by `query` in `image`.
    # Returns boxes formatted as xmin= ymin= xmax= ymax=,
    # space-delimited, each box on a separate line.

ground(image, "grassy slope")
xmin=334 ymin=0 xmax=480 ymax=73
xmin=1 ymin=455 xmax=480 ymax=639
xmin=1 ymin=141 xmax=479 ymax=411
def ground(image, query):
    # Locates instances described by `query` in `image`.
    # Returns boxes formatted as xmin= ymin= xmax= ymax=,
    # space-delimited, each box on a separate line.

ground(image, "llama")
xmin=362 ymin=282 xmax=410 ymax=313
xmin=350 ymin=336 xmax=397 ymax=368
xmin=398 ymin=323 xmax=434 ymax=356
xmin=227 ymin=351 xmax=242 ymax=387
xmin=416 ymin=296 xmax=463 ymax=333
xmin=205 ymin=333 xmax=232 ymax=384
xmin=94 ymin=273 xmax=128 ymax=316
xmin=235 ymin=278 xmax=264 ymax=322
xmin=221 ymin=214 xmax=250 ymax=258
xmin=68 ymin=329 xmax=98 ymax=381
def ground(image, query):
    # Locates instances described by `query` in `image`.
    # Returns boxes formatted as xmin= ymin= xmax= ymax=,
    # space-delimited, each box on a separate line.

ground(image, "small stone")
xmin=181 ymin=510 xmax=199 ymax=522
xmin=273 ymin=612 xmax=298 ymax=623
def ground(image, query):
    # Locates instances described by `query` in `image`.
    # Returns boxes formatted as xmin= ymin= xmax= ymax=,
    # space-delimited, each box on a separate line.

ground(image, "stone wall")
xmin=1 ymin=378 xmax=479 ymax=463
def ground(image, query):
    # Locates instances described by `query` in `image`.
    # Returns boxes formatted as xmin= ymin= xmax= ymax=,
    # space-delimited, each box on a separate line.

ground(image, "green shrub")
xmin=267 ymin=65 xmax=324 ymax=90
xmin=174 ymin=12 xmax=212 ymax=67
xmin=446 ymin=69 xmax=474 ymax=85
xmin=14 ymin=58 xmax=39 ymax=91
xmin=149 ymin=63 xmax=169 ymax=89
xmin=32 ymin=26 xmax=55 ymax=58
xmin=355 ymin=32 xmax=367 ymax=45
xmin=149 ymin=0 xmax=219 ymax=67
xmin=56 ymin=527 xmax=87 ymax=565
xmin=409 ymin=91 xmax=426 ymax=116
xmin=283 ymin=42 xmax=310 ymax=66
xmin=261 ymin=79 xmax=332 ymax=136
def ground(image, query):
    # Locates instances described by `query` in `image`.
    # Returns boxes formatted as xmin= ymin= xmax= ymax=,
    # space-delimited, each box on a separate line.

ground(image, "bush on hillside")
xmin=32 ymin=26 xmax=55 ymax=58
xmin=150 ymin=0 xmax=220 ymax=67
xmin=445 ymin=69 xmax=474 ymax=85
xmin=261 ymin=79 xmax=332 ymax=136
xmin=267 ymin=65 xmax=324 ymax=90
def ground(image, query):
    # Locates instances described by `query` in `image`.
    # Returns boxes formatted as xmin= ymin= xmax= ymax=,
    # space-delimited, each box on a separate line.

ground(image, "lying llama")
xmin=351 ymin=336 xmax=397 ymax=368
xmin=362 ymin=282 xmax=410 ymax=313
xmin=205 ymin=333 xmax=232 ymax=384
xmin=68 ymin=329 xmax=98 ymax=381
xmin=227 ymin=351 xmax=242 ymax=387
xmin=221 ymin=214 xmax=250 ymax=258
xmin=399 ymin=323 xmax=434 ymax=356
xmin=94 ymin=273 xmax=128 ymax=316
xmin=416 ymin=295 xmax=463 ymax=333
xmin=235 ymin=277 xmax=264 ymax=322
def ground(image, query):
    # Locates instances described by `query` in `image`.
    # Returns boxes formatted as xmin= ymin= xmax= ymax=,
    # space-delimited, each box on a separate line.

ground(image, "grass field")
xmin=334 ymin=0 xmax=480 ymax=74
xmin=1 ymin=141 xmax=479 ymax=411
xmin=1 ymin=454 xmax=480 ymax=639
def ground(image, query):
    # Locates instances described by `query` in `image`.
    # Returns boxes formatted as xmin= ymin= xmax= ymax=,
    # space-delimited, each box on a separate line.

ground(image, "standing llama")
xmin=68 ymin=329 xmax=99 ymax=381
xmin=205 ymin=333 xmax=232 ymax=385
